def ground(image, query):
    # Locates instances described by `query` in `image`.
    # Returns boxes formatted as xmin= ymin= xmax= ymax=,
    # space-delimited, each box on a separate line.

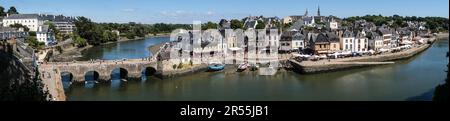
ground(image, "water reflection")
xmin=65 ymin=38 xmax=449 ymax=101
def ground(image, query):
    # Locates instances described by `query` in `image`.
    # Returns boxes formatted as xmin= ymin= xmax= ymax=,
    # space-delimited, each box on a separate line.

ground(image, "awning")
xmin=228 ymin=47 xmax=242 ymax=51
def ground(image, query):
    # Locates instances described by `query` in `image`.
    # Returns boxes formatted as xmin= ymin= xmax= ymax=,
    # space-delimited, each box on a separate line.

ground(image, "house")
xmin=52 ymin=21 xmax=76 ymax=35
xmin=38 ymin=14 xmax=77 ymax=35
xmin=0 ymin=27 xmax=27 ymax=41
xmin=328 ymin=18 xmax=338 ymax=30
xmin=342 ymin=30 xmax=354 ymax=52
xmin=378 ymin=28 xmax=392 ymax=47
xmin=36 ymin=25 xmax=56 ymax=46
xmin=326 ymin=32 xmax=340 ymax=53
xmin=314 ymin=33 xmax=330 ymax=55
xmin=2 ymin=14 xmax=43 ymax=32
xmin=279 ymin=31 xmax=294 ymax=52
xmin=282 ymin=15 xmax=303 ymax=24
xmin=265 ymin=27 xmax=280 ymax=48
xmin=367 ymin=32 xmax=383 ymax=51
xmin=354 ymin=31 xmax=368 ymax=52
xmin=291 ymin=31 xmax=305 ymax=52
xmin=244 ymin=20 xmax=258 ymax=29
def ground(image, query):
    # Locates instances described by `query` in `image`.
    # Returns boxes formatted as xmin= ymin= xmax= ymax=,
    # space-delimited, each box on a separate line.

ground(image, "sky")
xmin=1 ymin=0 xmax=448 ymax=24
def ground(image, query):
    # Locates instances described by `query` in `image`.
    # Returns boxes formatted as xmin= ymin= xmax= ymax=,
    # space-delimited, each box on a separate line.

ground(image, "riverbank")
xmin=51 ymin=33 xmax=170 ymax=62
xmin=291 ymin=36 xmax=445 ymax=74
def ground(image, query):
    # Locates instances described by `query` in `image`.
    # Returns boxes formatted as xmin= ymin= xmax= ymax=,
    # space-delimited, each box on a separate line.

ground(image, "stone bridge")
xmin=39 ymin=59 xmax=160 ymax=82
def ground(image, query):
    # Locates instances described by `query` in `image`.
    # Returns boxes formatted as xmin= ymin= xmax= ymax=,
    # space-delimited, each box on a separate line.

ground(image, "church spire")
xmin=317 ymin=6 xmax=321 ymax=16
xmin=304 ymin=8 xmax=308 ymax=16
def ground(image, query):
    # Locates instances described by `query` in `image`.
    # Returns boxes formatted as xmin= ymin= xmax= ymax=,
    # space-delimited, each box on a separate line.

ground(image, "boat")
xmin=208 ymin=63 xmax=225 ymax=71
xmin=249 ymin=63 xmax=259 ymax=71
xmin=237 ymin=63 xmax=249 ymax=72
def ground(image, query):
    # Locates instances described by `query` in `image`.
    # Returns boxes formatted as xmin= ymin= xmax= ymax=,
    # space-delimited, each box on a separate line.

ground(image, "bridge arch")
xmin=111 ymin=67 xmax=129 ymax=80
xmin=84 ymin=70 xmax=100 ymax=82
xmin=142 ymin=66 xmax=157 ymax=77
xmin=61 ymin=72 xmax=73 ymax=89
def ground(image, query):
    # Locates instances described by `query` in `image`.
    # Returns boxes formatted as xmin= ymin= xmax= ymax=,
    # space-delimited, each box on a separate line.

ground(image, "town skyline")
xmin=1 ymin=0 xmax=448 ymax=24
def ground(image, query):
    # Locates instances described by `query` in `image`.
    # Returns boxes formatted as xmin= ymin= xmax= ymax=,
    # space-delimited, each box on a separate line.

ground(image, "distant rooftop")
xmin=4 ymin=14 xmax=41 ymax=20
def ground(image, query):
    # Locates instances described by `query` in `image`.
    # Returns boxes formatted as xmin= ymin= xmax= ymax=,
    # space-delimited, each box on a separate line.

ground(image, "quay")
xmin=290 ymin=37 xmax=438 ymax=74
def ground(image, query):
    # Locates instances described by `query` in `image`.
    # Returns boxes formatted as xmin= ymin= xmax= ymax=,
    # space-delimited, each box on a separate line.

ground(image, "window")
xmin=358 ymin=39 xmax=360 ymax=43
xmin=345 ymin=45 xmax=348 ymax=50
xmin=333 ymin=44 xmax=336 ymax=48
xmin=350 ymin=39 xmax=352 ymax=43
xmin=300 ymin=42 xmax=303 ymax=46
xmin=345 ymin=39 xmax=348 ymax=43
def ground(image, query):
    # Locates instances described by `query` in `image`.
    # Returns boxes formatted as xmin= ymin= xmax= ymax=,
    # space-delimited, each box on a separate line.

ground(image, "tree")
xmin=255 ymin=20 xmax=266 ymax=29
xmin=9 ymin=23 xmax=30 ymax=32
xmin=45 ymin=22 xmax=62 ymax=41
xmin=73 ymin=34 xmax=87 ymax=47
xmin=202 ymin=21 xmax=218 ymax=30
xmin=25 ymin=36 xmax=44 ymax=50
xmin=230 ymin=19 xmax=243 ymax=29
xmin=0 ymin=6 xmax=6 ymax=17
xmin=7 ymin=6 xmax=18 ymax=15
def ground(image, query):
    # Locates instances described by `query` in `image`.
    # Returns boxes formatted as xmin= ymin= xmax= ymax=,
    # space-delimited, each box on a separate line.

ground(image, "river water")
xmin=64 ymin=37 xmax=449 ymax=101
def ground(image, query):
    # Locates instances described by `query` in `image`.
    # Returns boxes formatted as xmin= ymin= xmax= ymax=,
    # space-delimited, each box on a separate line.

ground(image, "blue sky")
xmin=1 ymin=0 xmax=448 ymax=24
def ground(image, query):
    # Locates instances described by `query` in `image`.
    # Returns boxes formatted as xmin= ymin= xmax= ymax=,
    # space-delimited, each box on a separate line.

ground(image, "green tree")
xmin=7 ymin=6 xmax=18 ymax=15
xmin=45 ymin=22 xmax=62 ymax=41
xmin=9 ymin=23 xmax=30 ymax=32
xmin=72 ymin=34 xmax=87 ymax=47
xmin=230 ymin=19 xmax=244 ymax=30
xmin=202 ymin=21 xmax=218 ymax=30
xmin=0 ymin=6 xmax=6 ymax=16
xmin=25 ymin=36 xmax=45 ymax=50
xmin=255 ymin=20 xmax=266 ymax=29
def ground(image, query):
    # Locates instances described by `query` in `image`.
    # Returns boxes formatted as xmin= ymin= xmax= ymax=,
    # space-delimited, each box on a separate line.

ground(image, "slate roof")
xmin=343 ymin=30 xmax=354 ymax=38
xmin=4 ymin=14 xmax=40 ymax=20
xmin=315 ymin=33 xmax=330 ymax=43
xmin=326 ymin=32 xmax=340 ymax=42
xmin=292 ymin=32 xmax=305 ymax=40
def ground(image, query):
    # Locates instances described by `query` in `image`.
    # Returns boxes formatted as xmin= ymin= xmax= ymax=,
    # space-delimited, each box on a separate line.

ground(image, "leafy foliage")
xmin=9 ymin=23 xmax=30 ymax=32
xmin=230 ymin=19 xmax=244 ymax=30
xmin=0 ymin=66 xmax=51 ymax=101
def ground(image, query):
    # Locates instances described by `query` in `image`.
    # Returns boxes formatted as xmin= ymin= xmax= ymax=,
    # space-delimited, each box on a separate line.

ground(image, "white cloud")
xmin=206 ymin=11 xmax=215 ymax=16
xmin=122 ymin=8 xmax=135 ymax=12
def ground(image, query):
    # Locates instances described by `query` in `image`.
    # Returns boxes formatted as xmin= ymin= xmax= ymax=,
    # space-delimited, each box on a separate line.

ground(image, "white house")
xmin=2 ymin=14 xmax=43 ymax=32
xmin=354 ymin=31 xmax=368 ymax=52
xmin=36 ymin=25 xmax=55 ymax=46
xmin=342 ymin=30 xmax=354 ymax=52
xmin=371 ymin=32 xmax=384 ymax=51
xmin=291 ymin=32 xmax=305 ymax=51
xmin=328 ymin=18 xmax=338 ymax=30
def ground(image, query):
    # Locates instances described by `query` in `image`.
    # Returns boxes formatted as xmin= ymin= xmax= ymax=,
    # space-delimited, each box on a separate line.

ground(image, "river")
xmin=64 ymin=37 xmax=449 ymax=101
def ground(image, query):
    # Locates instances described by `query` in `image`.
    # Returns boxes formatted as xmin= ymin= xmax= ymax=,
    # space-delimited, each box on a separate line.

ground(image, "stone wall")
xmin=291 ymin=43 xmax=432 ymax=74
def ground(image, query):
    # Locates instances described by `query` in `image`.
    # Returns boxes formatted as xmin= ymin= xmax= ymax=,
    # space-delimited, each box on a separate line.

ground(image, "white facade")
xmin=329 ymin=21 xmax=338 ymax=30
xmin=342 ymin=31 xmax=354 ymax=52
xmin=374 ymin=38 xmax=383 ymax=51
xmin=36 ymin=25 xmax=55 ymax=46
xmin=292 ymin=39 xmax=304 ymax=51
xmin=354 ymin=32 xmax=368 ymax=52
xmin=2 ymin=14 xmax=43 ymax=32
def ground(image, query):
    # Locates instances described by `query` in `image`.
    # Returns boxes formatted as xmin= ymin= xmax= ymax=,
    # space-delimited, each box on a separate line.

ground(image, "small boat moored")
xmin=208 ymin=62 xmax=225 ymax=71
xmin=237 ymin=62 xmax=249 ymax=72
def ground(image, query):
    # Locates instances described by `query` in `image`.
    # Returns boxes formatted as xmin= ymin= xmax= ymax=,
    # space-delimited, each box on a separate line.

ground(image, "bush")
xmin=56 ymin=46 xmax=63 ymax=53
xmin=177 ymin=62 xmax=184 ymax=69
xmin=172 ymin=64 xmax=177 ymax=70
